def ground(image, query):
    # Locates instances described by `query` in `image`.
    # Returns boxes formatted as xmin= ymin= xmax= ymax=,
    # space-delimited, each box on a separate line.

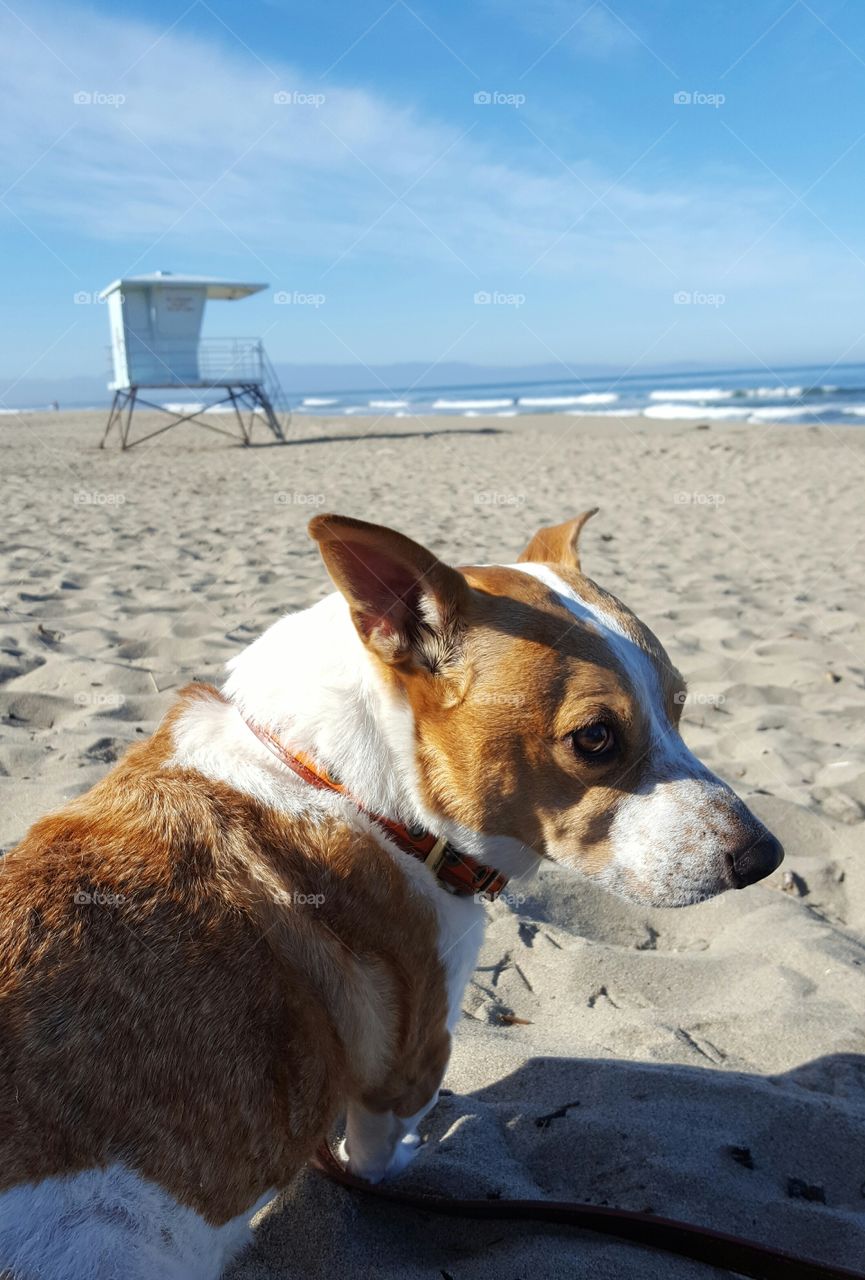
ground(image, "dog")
xmin=0 ymin=512 xmax=783 ymax=1279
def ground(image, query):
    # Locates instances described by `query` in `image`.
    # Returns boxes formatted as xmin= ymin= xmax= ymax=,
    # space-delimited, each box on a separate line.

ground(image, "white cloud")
xmin=0 ymin=0 xmax=840 ymax=296
xmin=505 ymin=0 xmax=645 ymax=60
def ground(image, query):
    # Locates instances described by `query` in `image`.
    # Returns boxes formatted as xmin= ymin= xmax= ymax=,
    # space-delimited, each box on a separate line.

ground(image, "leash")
xmin=310 ymin=1139 xmax=863 ymax=1280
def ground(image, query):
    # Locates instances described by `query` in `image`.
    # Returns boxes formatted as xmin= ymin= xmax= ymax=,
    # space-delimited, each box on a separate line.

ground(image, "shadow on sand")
xmin=241 ymin=425 xmax=505 ymax=448
xmin=233 ymin=1052 xmax=865 ymax=1279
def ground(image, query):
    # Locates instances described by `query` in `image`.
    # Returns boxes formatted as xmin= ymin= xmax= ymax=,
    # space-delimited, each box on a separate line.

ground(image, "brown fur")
xmin=0 ymin=684 xmax=448 ymax=1224
xmin=310 ymin=515 xmax=687 ymax=881
xmin=516 ymin=509 xmax=599 ymax=571
xmin=393 ymin=563 xmax=685 ymax=876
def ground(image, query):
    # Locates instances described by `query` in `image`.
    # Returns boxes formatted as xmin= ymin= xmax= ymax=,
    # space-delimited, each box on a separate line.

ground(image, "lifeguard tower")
xmin=98 ymin=272 xmax=288 ymax=448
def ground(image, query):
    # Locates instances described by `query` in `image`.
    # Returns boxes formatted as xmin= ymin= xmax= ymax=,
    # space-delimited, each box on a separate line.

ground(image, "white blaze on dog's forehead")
xmin=510 ymin=563 xmax=678 ymax=744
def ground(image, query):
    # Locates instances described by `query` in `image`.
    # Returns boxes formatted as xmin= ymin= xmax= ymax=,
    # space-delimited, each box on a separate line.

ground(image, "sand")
xmin=1 ymin=408 xmax=864 ymax=1277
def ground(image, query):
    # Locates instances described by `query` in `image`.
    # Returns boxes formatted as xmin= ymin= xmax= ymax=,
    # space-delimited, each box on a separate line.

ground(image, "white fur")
xmin=170 ymin=591 xmax=498 ymax=1181
xmin=340 ymin=1093 xmax=440 ymax=1183
xmin=513 ymin=564 xmax=765 ymax=906
xmin=171 ymin=591 xmax=502 ymax=1014
xmin=0 ymin=1165 xmax=273 ymax=1280
xmin=173 ymin=590 xmax=540 ymax=1027
xmin=219 ymin=592 xmax=539 ymax=884
xmin=172 ymin=684 xmax=489 ymax=1020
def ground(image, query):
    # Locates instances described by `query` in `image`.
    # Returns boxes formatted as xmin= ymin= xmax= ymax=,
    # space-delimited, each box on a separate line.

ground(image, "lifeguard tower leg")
xmin=249 ymin=385 xmax=285 ymax=443
xmin=99 ymin=391 xmax=124 ymax=449
xmin=120 ymin=389 xmax=138 ymax=450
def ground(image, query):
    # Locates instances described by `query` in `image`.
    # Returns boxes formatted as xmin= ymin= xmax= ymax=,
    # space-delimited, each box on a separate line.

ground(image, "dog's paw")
xmin=384 ymin=1133 xmax=424 ymax=1176
xmin=339 ymin=1133 xmax=423 ymax=1184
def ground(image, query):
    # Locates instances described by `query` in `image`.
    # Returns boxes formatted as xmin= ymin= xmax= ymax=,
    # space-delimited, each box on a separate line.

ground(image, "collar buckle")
xmin=242 ymin=715 xmax=509 ymax=901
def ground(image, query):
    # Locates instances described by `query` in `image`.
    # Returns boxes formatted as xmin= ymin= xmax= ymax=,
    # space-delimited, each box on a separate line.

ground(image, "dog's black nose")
xmin=731 ymin=832 xmax=784 ymax=888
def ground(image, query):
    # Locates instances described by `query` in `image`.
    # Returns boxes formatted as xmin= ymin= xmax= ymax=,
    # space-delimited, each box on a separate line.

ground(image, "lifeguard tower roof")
xmin=99 ymin=272 xmax=267 ymax=302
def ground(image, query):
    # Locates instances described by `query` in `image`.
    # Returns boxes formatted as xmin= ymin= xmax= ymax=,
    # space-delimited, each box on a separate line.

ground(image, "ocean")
xmin=5 ymin=360 xmax=865 ymax=424
xmin=289 ymin=361 xmax=865 ymax=424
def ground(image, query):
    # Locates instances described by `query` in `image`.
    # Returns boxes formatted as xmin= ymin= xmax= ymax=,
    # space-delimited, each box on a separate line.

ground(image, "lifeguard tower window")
xmin=98 ymin=272 xmax=288 ymax=449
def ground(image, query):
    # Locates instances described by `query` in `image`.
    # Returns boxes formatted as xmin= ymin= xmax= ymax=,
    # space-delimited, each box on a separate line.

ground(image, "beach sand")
xmin=2 ymin=409 xmax=864 ymax=1276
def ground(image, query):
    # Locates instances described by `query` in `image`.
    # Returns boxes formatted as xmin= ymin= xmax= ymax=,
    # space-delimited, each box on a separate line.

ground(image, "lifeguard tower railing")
xmin=108 ymin=336 xmax=266 ymax=388
xmin=101 ymin=337 xmax=290 ymax=449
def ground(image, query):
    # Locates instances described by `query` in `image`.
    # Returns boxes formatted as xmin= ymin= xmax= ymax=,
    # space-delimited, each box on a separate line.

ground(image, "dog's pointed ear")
xmin=309 ymin=514 xmax=469 ymax=672
xmin=517 ymin=509 xmax=599 ymax=572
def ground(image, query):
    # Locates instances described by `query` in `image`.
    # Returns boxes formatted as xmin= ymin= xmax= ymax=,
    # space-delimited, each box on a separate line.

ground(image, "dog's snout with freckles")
xmin=603 ymin=757 xmax=784 ymax=907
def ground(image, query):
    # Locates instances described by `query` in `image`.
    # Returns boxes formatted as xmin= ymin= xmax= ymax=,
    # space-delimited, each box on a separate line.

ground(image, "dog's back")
xmin=0 ymin=690 xmax=359 ymax=1276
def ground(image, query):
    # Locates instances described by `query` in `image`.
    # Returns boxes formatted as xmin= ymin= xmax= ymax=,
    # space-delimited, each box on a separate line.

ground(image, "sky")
xmin=2 ymin=0 xmax=865 ymax=395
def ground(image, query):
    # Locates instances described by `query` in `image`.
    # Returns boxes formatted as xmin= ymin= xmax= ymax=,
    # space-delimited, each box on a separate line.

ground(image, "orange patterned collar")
xmin=243 ymin=717 xmax=509 ymax=901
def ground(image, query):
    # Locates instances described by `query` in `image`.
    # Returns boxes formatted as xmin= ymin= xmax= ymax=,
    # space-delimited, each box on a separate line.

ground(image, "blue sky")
xmin=2 ymin=0 xmax=865 ymax=391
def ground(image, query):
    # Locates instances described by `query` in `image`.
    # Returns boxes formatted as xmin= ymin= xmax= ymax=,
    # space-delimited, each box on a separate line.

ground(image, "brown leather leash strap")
xmin=311 ymin=1140 xmax=863 ymax=1280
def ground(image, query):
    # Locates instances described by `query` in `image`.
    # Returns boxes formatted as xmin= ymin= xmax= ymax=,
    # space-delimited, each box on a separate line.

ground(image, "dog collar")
xmin=242 ymin=717 xmax=508 ymax=900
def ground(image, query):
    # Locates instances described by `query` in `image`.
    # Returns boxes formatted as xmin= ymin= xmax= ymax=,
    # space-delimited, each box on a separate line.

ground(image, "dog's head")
xmin=309 ymin=513 xmax=782 ymax=907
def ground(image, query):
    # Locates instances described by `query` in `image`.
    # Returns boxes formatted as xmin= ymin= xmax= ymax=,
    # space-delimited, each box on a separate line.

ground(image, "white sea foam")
xmin=643 ymin=403 xmax=751 ymax=421
xmin=565 ymin=407 xmax=636 ymax=417
xmin=432 ymin=397 xmax=513 ymax=409
xmin=751 ymin=385 xmax=804 ymax=398
xmin=748 ymin=402 xmax=848 ymax=421
xmin=302 ymin=397 xmax=337 ymax=407
xmin=518 ymin=393 xmax=619 ymax=406
xmin=648 ymin=388 xmax=734 ymax=402
xmin=159 ymin=401 xmax=263 ymax=416
xmin=368 ymin=399 xmax=408 ymax=408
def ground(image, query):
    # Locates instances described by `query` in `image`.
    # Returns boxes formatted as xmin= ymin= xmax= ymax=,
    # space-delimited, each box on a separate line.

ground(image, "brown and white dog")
xmin=0 ymin=513 xmax=782 ymax=1279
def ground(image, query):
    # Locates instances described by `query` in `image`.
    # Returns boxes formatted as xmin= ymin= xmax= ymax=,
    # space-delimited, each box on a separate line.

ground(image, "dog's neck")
xmin=223 ymin=592 xmax=430 ymax=828
xmin=221 ymin=592 xmax=539 ymax=883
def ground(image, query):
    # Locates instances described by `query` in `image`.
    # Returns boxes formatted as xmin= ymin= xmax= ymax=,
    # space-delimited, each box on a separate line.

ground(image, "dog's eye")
xmin=570 ymin=722 xmax=617 ymax=760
